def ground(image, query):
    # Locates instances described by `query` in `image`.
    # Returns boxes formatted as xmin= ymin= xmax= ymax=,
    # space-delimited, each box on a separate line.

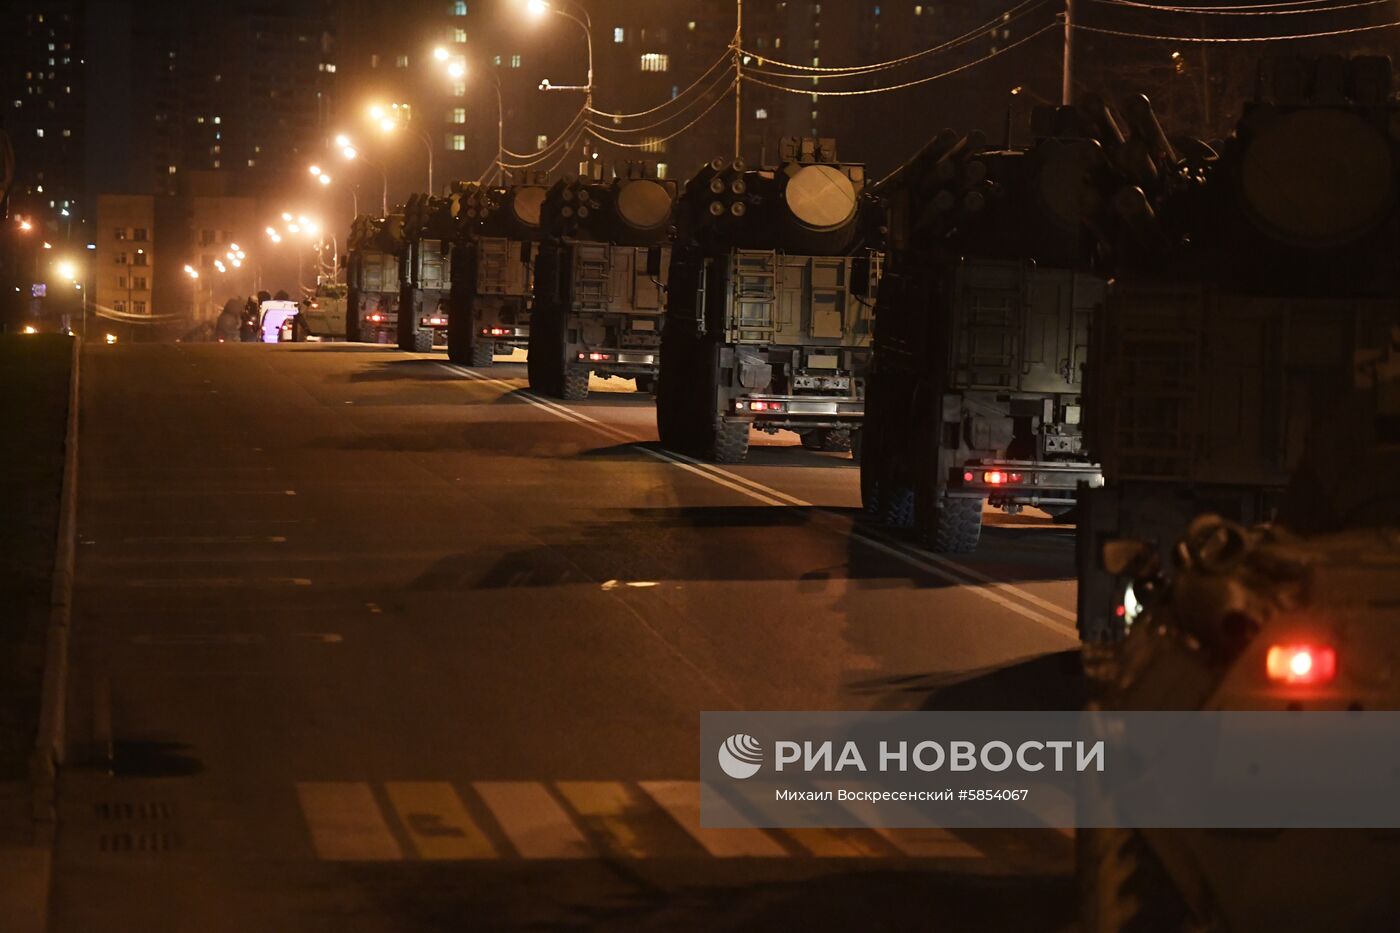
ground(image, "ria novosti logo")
xmin=717 ymin=733 xmax=764 ymax=779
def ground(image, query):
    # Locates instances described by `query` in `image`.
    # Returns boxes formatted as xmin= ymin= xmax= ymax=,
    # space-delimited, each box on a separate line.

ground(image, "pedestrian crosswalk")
xmin=294 ymin=779 xmax=996 ymax=863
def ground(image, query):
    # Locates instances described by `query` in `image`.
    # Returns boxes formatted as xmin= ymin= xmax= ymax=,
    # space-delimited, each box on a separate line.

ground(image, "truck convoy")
xmin=657 ymin=137 xmax=881 ymax=463
xmin=396 ymin=193 xmax=455 ymax=353
xmin=528 ymin=162 xmax=677 ymax=399
xmin=346 ymin=212 xmax=404 ymax=344
xmin=1075 ymin=54 xmax=1400 ymax=642
xmin=445 ymin=175 xmax=548 ymax=367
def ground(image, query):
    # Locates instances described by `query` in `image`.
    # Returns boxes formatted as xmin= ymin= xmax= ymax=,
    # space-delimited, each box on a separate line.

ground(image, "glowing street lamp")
xmin=447 ymin=60 xmax=466 ymax=79
xmin=318 ymin=173 xmax=332 ymax=186
xmin=183 ymin=264 xmax=200 ymax=279
xmin=432 ymin=47 xmax=450 ymax=63
xmin=17 ymin=217 xmax=32 ymax=232
xmin=55 ymin=259 xmax=78 ymax=282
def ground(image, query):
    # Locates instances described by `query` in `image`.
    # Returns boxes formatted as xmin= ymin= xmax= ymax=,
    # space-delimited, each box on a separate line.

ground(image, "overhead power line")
xmin=586 ymin=49 xmax=734 ymax=118
xmin=1091 ymin=0 xmax=1393 ymax=13
xmin=586 ymin=81 xmax=738 ymax=149
xmin=744 ymin=23 xmax=1059 ymax=97
xmin=1071 ymin=17 xmax=1400 ymax=40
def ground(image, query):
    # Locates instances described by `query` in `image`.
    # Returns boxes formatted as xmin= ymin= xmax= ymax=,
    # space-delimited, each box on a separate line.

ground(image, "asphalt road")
xmin=49 ymin=343 xmax=1083 ymax=932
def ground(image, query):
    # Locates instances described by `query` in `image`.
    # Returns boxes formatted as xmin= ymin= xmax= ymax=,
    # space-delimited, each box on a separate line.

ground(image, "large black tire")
xmin=345 ymin=293 xmax=362 ymax=343
xmin=710 ymin=421 xmax=750 ymax=464
xmin=919 ymin=496 xmax=983 ymax=554
xmin=634 ymin=374 xmax=656 ymax=394
xmin=470 ymin=341 xmax=494 ymax=367
xmin=397 ymin=287 xmax=420 ymax=352
xmin=560 ymin=365 xmax=589 ymax=401
xmin=1078 ymin=828 xmax=1193 ymax=933
xmin=412 ymin=329 xmax=434 ymax=353
xmin=800 ymin=428 xmax=852 ymax=452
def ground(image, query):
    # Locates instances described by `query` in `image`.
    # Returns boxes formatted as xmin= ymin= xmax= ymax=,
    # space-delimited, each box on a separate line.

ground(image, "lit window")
xmin=657 ymin=162 xmax=668 ymax=179
xmin=613 ymin=27 xmax=624 ymax=43
xmin=640 ymin=136 xmax=665 ymax=153
xmin=61 ymin=128 xmax=70 ymax=137
xmin=536 ymin=134 xmax=548 ymax=149
xmin=449 ymin=134 xmax=466 ymax=151
xmin=493 ymin=55 xmax=501 ymax=66
xmin=640 ymin=53 xmax=669 ymax=73
xmin=454 ymin=28 xmax=467 ymax=42
xmin=914 ymin=4 xmax=923 ymax=13
xmin=396 ymin=55 xmax=409 ymax=68
xmin=755 ymin=108 xmax=768 ymax=119
xmin=452 ymin=0 xmax=467 ymax=14
xmin=452 ymin=81 xmax=466 ymax=97
xmin=449 ymin=107 xmax=466 ymax=124
xmin=35 ymin=128 xmax=43 ymax=137
xmin=687 ymin=21 xmax=696 ymax=30
xmin=134 ymin=300 xmax=146 ymax=314
xmin=510 ymin=54 xmax=521 ymax=68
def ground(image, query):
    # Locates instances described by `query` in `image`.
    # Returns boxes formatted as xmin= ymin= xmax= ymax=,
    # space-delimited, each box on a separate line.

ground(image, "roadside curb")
xmin=31 ymin=336 xmax=80 ymax=840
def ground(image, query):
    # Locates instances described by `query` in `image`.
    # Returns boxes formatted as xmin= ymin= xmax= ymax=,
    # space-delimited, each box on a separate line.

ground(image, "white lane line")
xmin=473 ymin=781 xmax=594 ymax=859
xmin=439 ymin=363 xmax=1073 ymax=637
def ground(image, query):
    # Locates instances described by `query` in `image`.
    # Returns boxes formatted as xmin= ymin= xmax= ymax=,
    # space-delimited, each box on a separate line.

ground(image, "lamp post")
xmin=310 ymin=165 xmax=358 ymax=217
xmin=370 ymin=104 xmax=434 ymax=195
xmin=432 ymin=50 xmax=504 ymax=186
xmin=530 ymin=0 xmax=593 ymax=111
xmin=336 ymin=134 xmax=388 ymax=213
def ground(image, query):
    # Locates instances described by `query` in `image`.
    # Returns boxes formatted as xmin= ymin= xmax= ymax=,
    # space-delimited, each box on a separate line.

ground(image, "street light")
xmin=529 ymin=0 xmax=594 ymax=108
xmin=55 ymin=259 xmax=78 ymax=282
xmin=370 ymin=103 xmax=433 ymax=194
xmin=432 ymin=46 xmax=450 ymax=63
xmin=335 ymin=133 xmax=387 ymax=212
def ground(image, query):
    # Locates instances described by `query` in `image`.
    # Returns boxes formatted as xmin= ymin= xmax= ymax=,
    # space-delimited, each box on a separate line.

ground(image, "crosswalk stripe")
xmin=554 ymin=781 xmax=677 ymax=859
xmin=639 ymin=780 xmax=787 ymax=858
xmin=384 ymin=782 xmax=496 ymax=860
xmin=296 ymin=782 xmax=403 ymax=861
xmin=473 ymin=781 xmax=593 ymax=859
xmin=830 ymin=789 xmax=983 ymax=859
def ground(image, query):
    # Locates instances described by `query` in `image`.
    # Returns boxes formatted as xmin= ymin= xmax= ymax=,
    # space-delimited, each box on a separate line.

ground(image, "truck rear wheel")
xmin=412 ymin=330 xmax=434 ymax=353
xmin=710 ymin=421 xmax=750 ymax=463
xmin=808 ymin=428 xmax=853 ymax=453
xmin=470 ymin=341 xmax=494 ymax=367
xmin=1079 ymin=828 xmax=1193 ymax=933
xmin=561 ymin=366 xmax=589 ymax=401
xmin=919 ymin=496 xmax=983 ymax=554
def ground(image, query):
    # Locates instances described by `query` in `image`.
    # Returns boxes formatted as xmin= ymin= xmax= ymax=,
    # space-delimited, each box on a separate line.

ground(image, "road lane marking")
xmin=440 ymin=362 xmax=1075 ymax=638
xmin=473 ymin=781 xmax=593 ymax=859
xmin=384 ymin=782 xmax=495 ymax=860
xmin=639 ymin=781 xmax=786 ymax=858
xmin=120 ymin=535 xmax=287 ymax=544
xmin=783 ymin=828 xmax=884 ymax=858
xmin=296 ymin=782 xmax=403 ymax=861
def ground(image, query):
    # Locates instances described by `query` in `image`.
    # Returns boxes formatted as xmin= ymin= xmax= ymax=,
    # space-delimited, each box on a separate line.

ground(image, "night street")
xmin=48 ymin=343 xmax=1078 ymax=931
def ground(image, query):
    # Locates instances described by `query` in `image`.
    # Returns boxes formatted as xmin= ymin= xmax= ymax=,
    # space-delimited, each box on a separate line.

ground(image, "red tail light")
xmin=1266 ymin=644 xmax=1337 ymax=685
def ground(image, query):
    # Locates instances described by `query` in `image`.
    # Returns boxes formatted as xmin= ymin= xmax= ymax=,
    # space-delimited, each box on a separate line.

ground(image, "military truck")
xmin=657 ymin=138 xmax=880 ymax=463
xmin=396 ymin=193 xmax=455 ymax=353
xmin=528 ymin=162 xmax=676 ymax=399
xmin=859 ymin=115 xmax=1142 ymax=552
xmin=445 ymin=175 xmax=548 ymax=367
xmin=1078 ymin=339 xmax=1400 ymax=931
xmin=345 ymin=212 xmax=403 ymax=344
xmin=1077 ymin=54 xmax=1400 ymax=642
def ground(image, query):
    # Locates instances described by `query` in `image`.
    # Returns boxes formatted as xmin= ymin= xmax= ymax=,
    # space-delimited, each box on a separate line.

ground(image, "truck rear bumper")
xmin=575 ymin=348 xmax=659 ymax=374
xmin=947 ymin=458 xmax=1103 ymax=506
xmin=726 ymin=394 xmax=864 ymax=430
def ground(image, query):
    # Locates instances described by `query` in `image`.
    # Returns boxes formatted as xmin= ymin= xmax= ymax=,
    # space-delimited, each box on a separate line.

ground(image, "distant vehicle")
xmin=657 ymin=138 xmax=881 ymax=463
xmin=293 ymin=285 xmax=349 ymax=341
xmin=446 ymin=176 xmax=548 ymax=367
xmin=346 ymin=212 xmax=404 ymax=344
xmin=397 ymin=193 xmax=454 ymax=353
xmin=258 ymin=300 xmax=300 ymax=343
xmin=528 ymin=163 xmax=676 ymax=399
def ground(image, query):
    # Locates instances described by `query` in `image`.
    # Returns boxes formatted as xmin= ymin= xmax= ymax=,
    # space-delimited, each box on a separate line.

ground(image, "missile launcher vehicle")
xmin=345 ymin=212 xmax=404 ymax=344
xmin=527 ymin=162 xmax=676 ymax=399
xmin=657 ymin=137 xmax=882 ymax=463
xmin=445 ymin=175 xmax=548 ymax=367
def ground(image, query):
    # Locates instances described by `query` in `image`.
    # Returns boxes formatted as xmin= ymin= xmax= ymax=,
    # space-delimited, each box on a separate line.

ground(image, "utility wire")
xmin=585 ymin=81 xmax=737 ymax=148
xmin=738 ymin=0 xmax=1049 ymax=74
xmin=1071 ymin=17 xmax=1400 ymax=39
xmin=587 ymin=66 xmax=737 ymax=133
xmin=1092 ymin=0 xmax=1389 ymax=12
xmin=586 ymin=48 xmax=734 ymax=118
xmin=500 ymin=108 xmax=588 ymax=166
xmin=744 ymin=24 xmax=1058 ymax=96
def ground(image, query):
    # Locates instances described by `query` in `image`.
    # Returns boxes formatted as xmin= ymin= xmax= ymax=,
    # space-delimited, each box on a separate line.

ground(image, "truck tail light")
xmin=736 ymin=400 xmax=785 ymax=413
xmin=367 ymin=314 xmax=385 ymax=323
xmin=982 ymin=471 xmax=1023 ymax=485
xmin=427 ymin=317 xmax=447 ymax=326
xmin=1266 ymin=644 xmax=1336 ymax=686
xmin=486 ymin=327 xmax=511 ymax=337
xmin=579 ymin=351 xmax=611 ymax=362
